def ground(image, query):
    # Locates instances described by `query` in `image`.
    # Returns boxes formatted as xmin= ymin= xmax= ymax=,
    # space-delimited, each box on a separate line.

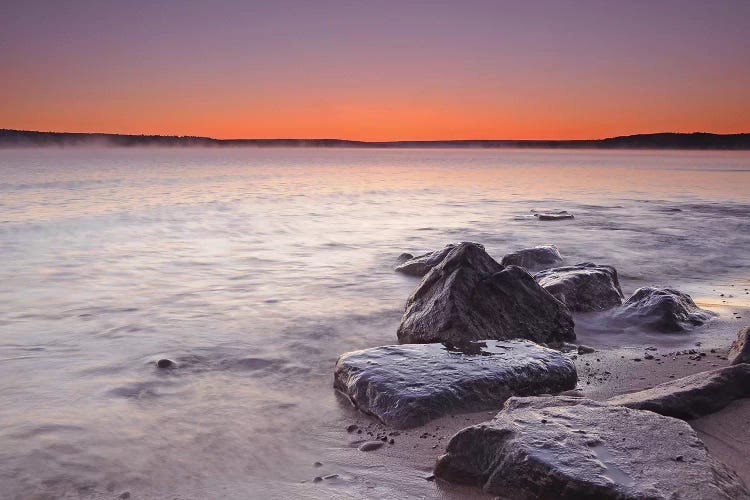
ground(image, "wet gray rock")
xmin=500 ymin=245 xmax=563 ymax=271
xmin=394 ymin=243 xmax=469 ymax=277
xmin=729 ymin=326 xmax=750 ymax=365
xmin=532 ymin=209 xmax=574 ymax=221
xmin=334 ymin=340 xmax=576 ymax=428
xmin=397 ymin=242 xmax=575 ymax=344
xmin=434 ymin=396 xmax=748 ymax=500
xmin=611 ymin=287 xmax=713 ymax=332
xmin=606 ymin=364 xmax=750 ymax=420
xmin=534 ymin=263 xmax=624 ymax=312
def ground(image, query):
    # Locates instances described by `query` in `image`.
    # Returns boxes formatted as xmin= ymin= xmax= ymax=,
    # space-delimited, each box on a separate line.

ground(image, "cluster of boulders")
xmin=332 ymin=241 xmax=748 ymax=498
xmin=336 ymin=242 xmax=579 ymax=429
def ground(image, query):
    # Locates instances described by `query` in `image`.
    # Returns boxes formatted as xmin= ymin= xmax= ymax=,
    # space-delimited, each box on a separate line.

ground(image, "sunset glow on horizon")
xmin=2 ymin=1 xmax=749 ymax=141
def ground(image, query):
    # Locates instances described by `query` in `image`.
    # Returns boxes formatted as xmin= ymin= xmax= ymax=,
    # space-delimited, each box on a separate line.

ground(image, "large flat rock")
xmin=333 ymin=340 xmax=577 ymax=429
xmin=435 ymin=396 xmax=748 ymax=500
xmin=500 ymin=244 xmax=563 ymax=271
xmin=611 ymin=286 xmax=713 ymax=332
xmin=397 ymin=242 xmax=575 ymax=344
xmin=534 ymin=262 xmax=624 ymax=312
xmin=606 ymin=364 xmax=750 ymax=420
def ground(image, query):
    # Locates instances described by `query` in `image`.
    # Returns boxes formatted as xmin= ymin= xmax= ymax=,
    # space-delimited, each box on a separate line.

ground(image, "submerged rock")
xmin=434 ymin=396 xmax=748 ymax=500
xmin=397 ymin=242 xmax=575 ymax=344
xmin=394 ymin=243 xmax=468 ymax=277
xmin=729 ymin=326 xmax=750 ymax=365
xmin=606 ymin=364 xmax=750 ymax=420
xmin=334 ymin=340 xmax=576 ymax=428
xmin=534 ymin=263 xmax=624 ymax=312
xmin=156 ymin=359 xmax=175 ymax=369
xmin=500 ymin=245 xmax=563 ymax=271
xmin=611 ymin=287 xmax=713 ymax=332
xmin=532 ymin=209 xmax=574 ymax=221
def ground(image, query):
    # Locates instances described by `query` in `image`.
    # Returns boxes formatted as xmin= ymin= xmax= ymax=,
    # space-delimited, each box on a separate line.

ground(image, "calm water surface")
xmin=1 ymin=148 xmax=749 ymax=499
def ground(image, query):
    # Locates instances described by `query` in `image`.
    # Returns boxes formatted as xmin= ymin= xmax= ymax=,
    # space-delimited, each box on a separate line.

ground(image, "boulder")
xmin=500 ymin=245 xmax=563 ymax=271
xmin=434 ymin=396 xmax=748 ymax=500
xmin=397 ymin=242 xmax=575 ymax=344
xmin=394 ymin=243 xmax=467 ymax=277
xmin=611 ymin=287 xmax=713 ymax=332
xmin=534 ymin=263 xmax=624 ymax=312
xmin=606 ymin=364 xmax=750 ymax=420
xmin=729 ymin=326 xmax=750 ymax=365
xmin=334 ymin=340 xmax=577 ymax=429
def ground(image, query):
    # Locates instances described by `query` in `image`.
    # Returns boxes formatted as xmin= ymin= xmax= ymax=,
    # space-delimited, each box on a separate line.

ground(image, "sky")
xmin=1 ymin=0 xmax=749 ymax=141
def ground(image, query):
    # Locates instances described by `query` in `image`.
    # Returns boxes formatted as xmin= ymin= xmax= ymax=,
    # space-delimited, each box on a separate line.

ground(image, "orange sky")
xmin=2 ymin=1 xmax=749 ymax=141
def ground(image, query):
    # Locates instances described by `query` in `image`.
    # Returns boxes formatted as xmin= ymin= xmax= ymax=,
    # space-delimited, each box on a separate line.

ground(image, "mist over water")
xmin=0 ymin=147 xmax=749 ymax=499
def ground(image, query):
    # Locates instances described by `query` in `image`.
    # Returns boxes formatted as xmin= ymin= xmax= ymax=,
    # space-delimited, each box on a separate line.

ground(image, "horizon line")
xmin=2 ymin=128 xmax=750 ymax=144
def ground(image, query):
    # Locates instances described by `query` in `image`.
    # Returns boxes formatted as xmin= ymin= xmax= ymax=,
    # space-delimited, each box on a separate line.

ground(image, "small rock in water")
xmin=313 ymin=461 xmax=323 ymax=467
xmin=119 ymin=493 xmax=131 ymax=500
xmin=358 ymin=441 xmax=384 ymax=452
xmin=313 ymin=476 xmax=323 ymax=483
xmin=156 ymin=358 xmax=175 ymax=369
xmin=322 ymin=474 xmax=339 ymax=480
xmin=346 ymin=424 xmax=358 ymax=433
xmin=531 ymin=209 xmax=574 ymax=221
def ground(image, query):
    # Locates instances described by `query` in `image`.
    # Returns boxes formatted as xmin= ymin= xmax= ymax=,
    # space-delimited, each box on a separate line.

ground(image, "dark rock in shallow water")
xmin=156 ymin=359 xmax=175 ymax=369
xmin=534 ymin=263 xmax=624 ymax=312
xmin=394 ymin=243 xmax=470 ymax=277
xmin=395 ymin=252 xmax=414 ymax=264
xmin=397 ymin=242 xmax=575 ymax=344
xmin=606 ymin=364 xmax=750 ymax=420
xmin=729 ymin=326 xmax=750 ymax=365
xmin=611 ymin=287 xmax=713 ymax=332
xmin=500 ymin=245 xmax=563 ymax=271
xmin=434 ymin=396 xmax=748 ymax=500
xmin=532 ymin=209 xmax=574 ymax=221
xmin=334 ymin=340 xmax=576 ymax=429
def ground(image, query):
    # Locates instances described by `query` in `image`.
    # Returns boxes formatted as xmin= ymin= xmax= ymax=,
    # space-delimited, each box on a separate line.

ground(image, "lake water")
xmin=1 ymin=147 xmax=749 ymax=499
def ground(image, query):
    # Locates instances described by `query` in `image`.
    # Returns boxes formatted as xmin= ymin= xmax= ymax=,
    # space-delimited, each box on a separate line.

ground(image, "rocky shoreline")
xmin=331 ymin=241 xmax=750 ymax=499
